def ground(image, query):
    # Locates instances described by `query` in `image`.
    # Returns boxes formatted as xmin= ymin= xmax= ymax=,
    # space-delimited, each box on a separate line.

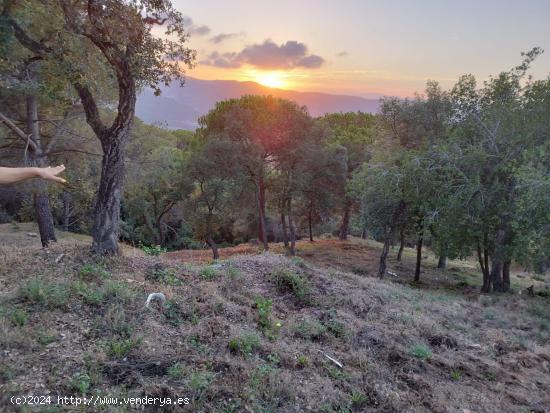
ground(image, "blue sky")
xmin=174 ymin=0 xmax=550 ymax=97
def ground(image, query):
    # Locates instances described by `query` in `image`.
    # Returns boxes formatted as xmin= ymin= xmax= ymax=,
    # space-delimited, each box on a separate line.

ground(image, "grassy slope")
xmin=0 ymin=231 xmax=549 ymax=412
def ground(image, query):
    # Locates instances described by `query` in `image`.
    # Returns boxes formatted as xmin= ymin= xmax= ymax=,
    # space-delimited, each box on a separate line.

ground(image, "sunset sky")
xmin=174 ymin=0 xmax=550 ymax=98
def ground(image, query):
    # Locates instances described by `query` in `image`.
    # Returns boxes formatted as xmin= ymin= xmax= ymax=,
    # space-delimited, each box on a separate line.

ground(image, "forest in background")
xmin=0 ymin=1 xmax=549 ymax=296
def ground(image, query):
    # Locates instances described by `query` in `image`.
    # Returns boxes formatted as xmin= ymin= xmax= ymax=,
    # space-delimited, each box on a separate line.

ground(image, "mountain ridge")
xmin=136 ymin=77 xmax=380 ymax=130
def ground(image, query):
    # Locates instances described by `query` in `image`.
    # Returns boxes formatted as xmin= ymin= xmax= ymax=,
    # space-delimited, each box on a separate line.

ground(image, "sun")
xmin=255 ymin=72 xmax=288 ymax=89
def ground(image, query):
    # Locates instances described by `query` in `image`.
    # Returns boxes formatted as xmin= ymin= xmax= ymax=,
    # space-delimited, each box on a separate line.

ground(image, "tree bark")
xmin=378 ymin=200 xmax=406 ymax=279
xmin=26 ymin=94 xmax=56 ymax=247
xmin=414 ymin=221 xmax=423 ymax=282
xmin=288 ymin=198 xmax=296 ymax=256
xmin=396 ymin=226 xmax=405 ymax=261
xmin=206 ymin=234 xmax=219 ymax=260
xmin=256 ymin=173 xmax=268 ymax=250
xmin=361 ymin=225 xmax=368 ymax=239
xmin=437 ymin=253 xmax=447 ymax=269
xmin=489 ymin=228 xmax=506 ymax=292
xmin=91 ymin=135 xmax=128 ymax=254
xmin=338 ymin=197 xmax=351 ymax=240
xmin=280 ymin=212 xmax=289 ymax=248
xmin=502 ymin=259 xmax=511 ymax=292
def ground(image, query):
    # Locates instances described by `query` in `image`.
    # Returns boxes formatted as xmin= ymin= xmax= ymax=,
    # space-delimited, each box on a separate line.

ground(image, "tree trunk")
xmin=26 ymin=94 xmax=56 ymax=247
xmin=437 ymin=254 xmax=447 ymax=269
xmin=338 ymin=197 xmax=351 ymax=240
xmin=378 ymin=235 xmax=391 ymax=279
xmin=502 ymin=259 xmax=511 ymax=292
xmin=361 ymin=225 xmax=368 ymax=239
xmin=489 ymin=228 xmax=506 ymax=292
xmin=378 ymin=200 xmax=406 ymax=279
xmin=91 ymin=136 xmax=127 ymax=254
xmin=414 ymin=222 xmax=423 ymax=282
xmin=206 ymin=234 xmax=219 ymax=260
xmin=281 ymin=212 xmax=289 ymax=248
xmin=288 ymin=198 xmax=296 ymax=256
xmin=256 ymin=174 xmax=268 ymax=250
xmin=396 ymin=226 xmax=405 ymax=261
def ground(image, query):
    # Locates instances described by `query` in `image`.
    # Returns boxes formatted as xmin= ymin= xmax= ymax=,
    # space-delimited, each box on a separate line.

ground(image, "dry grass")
xmin=0 ymin=233 xmax=549 ymax=412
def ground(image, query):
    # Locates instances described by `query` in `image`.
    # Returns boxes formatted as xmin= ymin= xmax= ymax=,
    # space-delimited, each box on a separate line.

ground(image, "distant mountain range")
xmin=136 ymin=77 xmax=380 ymax=130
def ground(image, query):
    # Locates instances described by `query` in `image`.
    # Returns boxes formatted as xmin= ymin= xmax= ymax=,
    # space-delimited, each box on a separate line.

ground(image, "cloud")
xmin=210 ymin=32 xmax=242 ymax=44
xmin=200 ymin=39 xmax=325 ymax=69
xmin=336 ymin=51 xmax=349 ymax=57
xmin=183 ymin=16 xmax=211 ymax=37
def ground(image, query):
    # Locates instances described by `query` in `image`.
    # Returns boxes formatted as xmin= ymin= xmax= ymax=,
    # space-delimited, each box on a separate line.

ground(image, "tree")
xmin=2 ymin=0 xmax=195 ymax=253
xmin=198 ymin=95 xmax=311 ymax=251
xmin=319 ymin=112 xmax=376 ymax=240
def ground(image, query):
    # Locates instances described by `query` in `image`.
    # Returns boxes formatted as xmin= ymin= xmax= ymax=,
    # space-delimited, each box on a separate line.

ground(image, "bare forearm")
xmin=0 ymin=167 xmax=41 ymax=184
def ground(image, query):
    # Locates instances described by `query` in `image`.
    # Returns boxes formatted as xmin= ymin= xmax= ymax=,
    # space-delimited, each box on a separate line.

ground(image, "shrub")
xmin=106 ymin=337 xmax=142 ymax=358
xmin=450 ymin=370 xmax=462 ymax=381
xmin=167 ymin=362 xmax=185 ymax=380
xmin=254 ymin=296 xmax=273 ymax=331
xmin=145 ymin=263 xmax=181 ymax=285
xmin=78 ymin=263 xmax=110 ymax=279
xmin=294 ymin=319 xmax=327 ymax=341
xmin=272 ymin=268 xmax=311 ymax=303
xmin=20 ymin=279 xmax=70 ymax=309
xmin=200 ymin=266 xmax=219 ymax=280
xmin=228 ymin=332 xmax=261 ymax=355
xmin=73 ymin=282 xmax=105 ymax=306
xmin=410 ymin=344 xmax=432 ymax=359
xmin=103 ymin=280 xmax=137 ymax=302
xmin=140 ymin=244 xmax=167 ymax=256
xmin=9 ymin=309 xmax=28 ymax=326
xmin=296 ymin=355 xmax=309 ymax=368
xmin=68 ymin=372 xmax=91 ymax=394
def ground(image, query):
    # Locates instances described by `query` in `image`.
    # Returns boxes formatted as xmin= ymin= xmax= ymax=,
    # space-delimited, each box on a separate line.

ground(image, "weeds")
xmin=68 ymin=372 xmax=91 ymax=394
xmin=106 ymin=337 xmax=142 ymax=358
xmin=410 ymin=344 xmax=432 ymax=359
xmin=272 ymin=268 xmax=311 ymax=303
xmin=200 ymin=265 xmax=219 ymax=280
xmin=254 ymin=296 xmax=273 ymax=332
xmin=294 ymin=318 xmax=327 ymax=341
xmin=20 ymin=279 xmax=70 ymax=309
xmin=9 ymin=308 xmax=28 ymax=326
xmin=228 ymin=332 xmax=261 ymax=356
xmin=78 ymin=263 xmax=110 ymax=279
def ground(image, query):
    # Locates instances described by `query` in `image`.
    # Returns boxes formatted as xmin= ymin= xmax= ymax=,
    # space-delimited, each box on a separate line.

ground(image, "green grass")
xmin=20 ymin=279 xmax=70 ymax=309
xmin=294 ymin=319 xmax=327 ymax=341
xmin=410 ymin=344 xmax=432 ymax=359
xmin=68 ymin=372 xmax=91 ymax=394
xmin=167 ymin=362 xmax=185 ymax=380
xmin=272 ymin=268 xmax=311 ymax=303
xmin=200 ymin=265 xmax=219 ymax=280
xmin=106 ymin=337 xmax=142 ymax=358
xmin=78 ymin=263 xmax=110 ymax=279
xmin=9 ymin=308 xmax=28 ymax=326
xmin=228 ymin=332 xmax=261 ymax=356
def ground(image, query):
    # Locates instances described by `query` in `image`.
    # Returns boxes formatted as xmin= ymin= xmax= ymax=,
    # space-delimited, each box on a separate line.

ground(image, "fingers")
xmin=42 ymin=165 xmax=67 ymax=184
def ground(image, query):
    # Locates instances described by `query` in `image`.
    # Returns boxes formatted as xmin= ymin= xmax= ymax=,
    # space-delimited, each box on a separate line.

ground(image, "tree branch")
xmin=0 ymin=111 xmax=37 ymax=152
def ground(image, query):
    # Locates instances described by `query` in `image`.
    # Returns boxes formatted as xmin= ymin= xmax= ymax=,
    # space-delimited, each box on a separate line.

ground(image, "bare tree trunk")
xmin=378 ymin=235 xmax=391 ymax=279
xmin=414 ymin=221 xmax=423 ymax=282
xmin=256 ymin=174 xmax=268 ymax=250
xmin=502 ymin=259 xmax=511 ymax=292
xmin=361 ymin=225 xmax=368 ymax=239
xmin=206 ymin=234 xmax=219 ymax=260
xmin=378 ymin=201 xmax=406 ymax=279
xmin=396 ymin=226 xmax=405 ymax=261
xmin=92 ymin=135 xmax=127 ymax=254
xmin=489 ymin=228 xmax=506 ymax=292
xmin=26 ymin=94 xmax=56 ymax=247
xmin=280 ymin=212 xmax=289 ymax=247
xmin=288 ymin=198 xmax=296 ymax=256
xmin=437 ymin=253 xmax=447 ymax=269
xmin=338 ymin=197 xmax=351 ymax=240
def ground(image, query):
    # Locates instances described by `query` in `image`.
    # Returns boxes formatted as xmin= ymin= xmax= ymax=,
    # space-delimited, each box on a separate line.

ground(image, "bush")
xmin=68 ymin=372 xmax=91 ymax=394
xmin=145 ymin=264 xmax=181 ymax=285
xmin=199 ymin=265 xmax=219 ymax=280
xmin=294 ymin=319 xmax=327 ymax=341
xmin=254 ymin=296 xmax=273 ymax=331
xmin=9 ymin=309 xmax=28 ymax=326
xmin=228 ymin=332 xmax=261 ymax=355
xmin=73 ymin=282 xmax=105 ymax=306
xmin=20 ymin=279 xmax=70 ymax=309
xmin=410 ymin=344 xmax=432 ymax=359
xmin=106 ymin=337 xmax=142 ymax=358
xmin=272 ymin=268 xmax=311 ymax=303
xmin=78 ymin=263 xmax=110 ymax=279
xmin=140 ymin=244 xmax=167 ymax=256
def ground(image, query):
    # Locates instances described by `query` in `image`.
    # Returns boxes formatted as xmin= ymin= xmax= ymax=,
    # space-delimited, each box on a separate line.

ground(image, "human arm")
xmin=0 ymin=165 xmax=67 ymax=184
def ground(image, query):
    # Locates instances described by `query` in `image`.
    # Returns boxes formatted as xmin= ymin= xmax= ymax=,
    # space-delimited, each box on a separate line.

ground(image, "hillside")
xmin=1 ymin=231 xmax=548 ymax=412
xmin=136 ymin=78 xmax=381 ymax=130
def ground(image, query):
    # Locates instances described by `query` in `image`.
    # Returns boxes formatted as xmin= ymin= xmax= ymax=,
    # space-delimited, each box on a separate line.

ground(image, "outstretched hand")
xmin=37 ymin=165 xmax=67 ymax=184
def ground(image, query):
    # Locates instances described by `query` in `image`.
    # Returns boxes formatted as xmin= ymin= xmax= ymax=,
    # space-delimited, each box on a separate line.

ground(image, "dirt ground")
xmin=0 ymin=230 xmax=549 ymax=412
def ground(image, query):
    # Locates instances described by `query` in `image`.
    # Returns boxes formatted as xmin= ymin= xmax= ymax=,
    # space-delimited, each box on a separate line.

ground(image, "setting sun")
xmin=255 ymin=72 xmax=287 ymax=89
